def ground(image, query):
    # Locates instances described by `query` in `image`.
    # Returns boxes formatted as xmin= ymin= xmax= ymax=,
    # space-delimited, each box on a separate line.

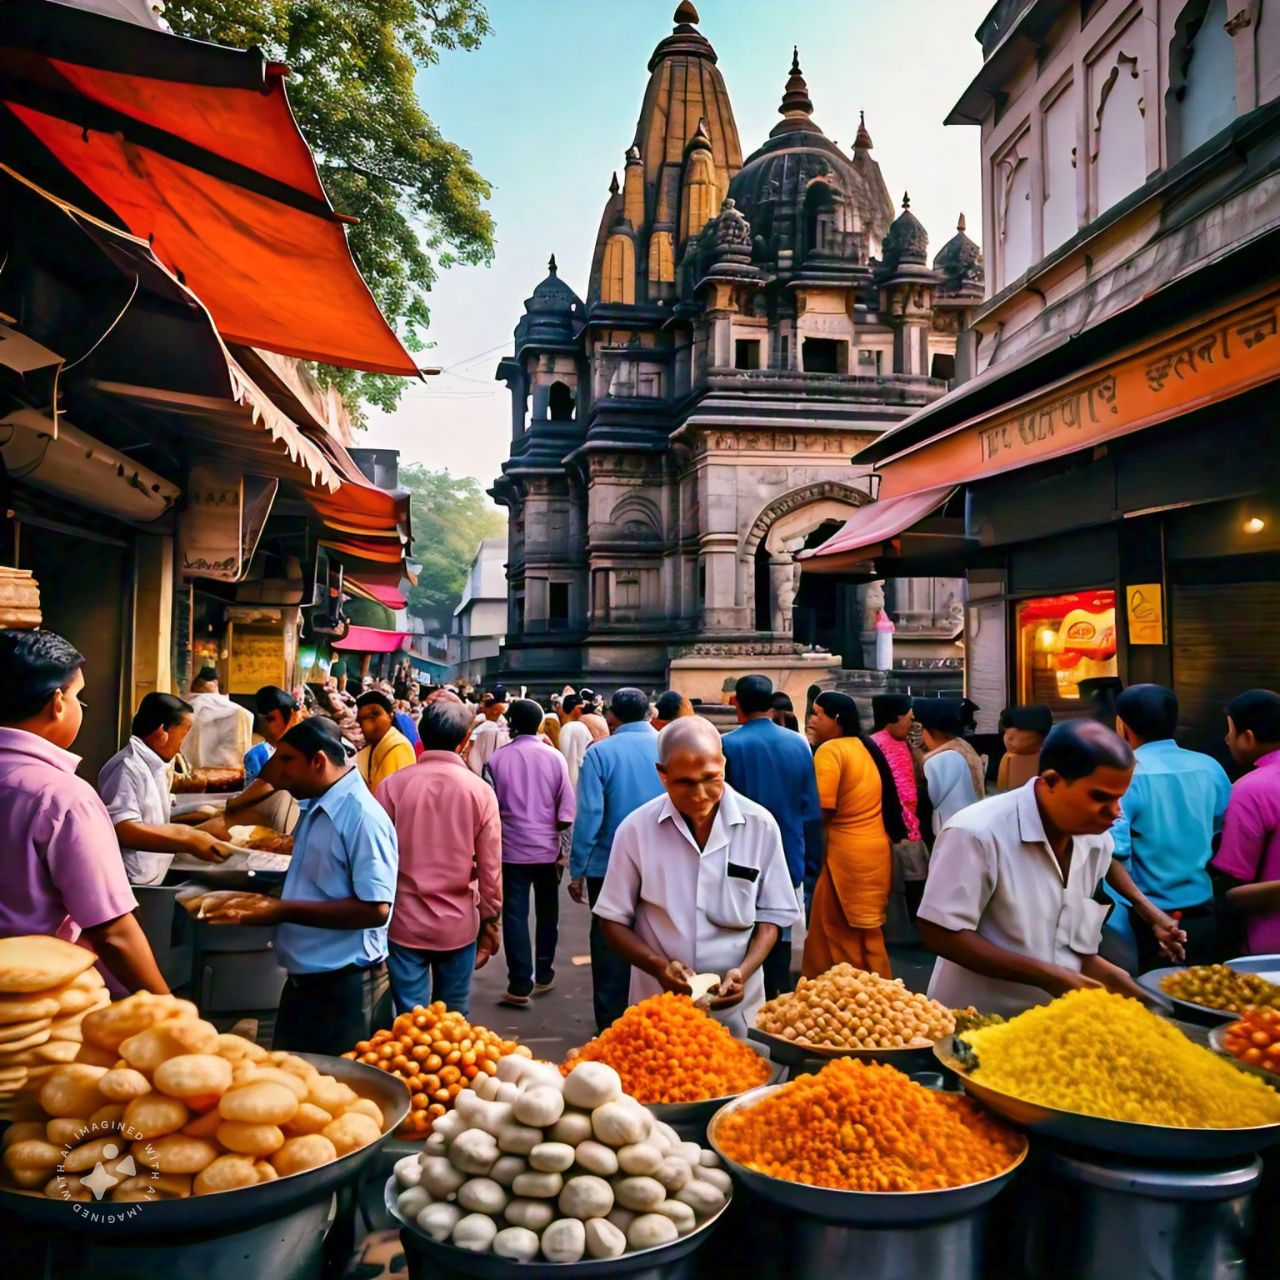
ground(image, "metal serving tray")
xmin=748 ymin=1026 xmax=940 ymax=1073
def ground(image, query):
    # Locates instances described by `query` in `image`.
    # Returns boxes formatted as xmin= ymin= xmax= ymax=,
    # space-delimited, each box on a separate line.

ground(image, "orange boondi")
xmin=565 ymin=993 xmax=771 ymax=1104
xmin=716 ymin=1058 xmax=1025 ymax=1192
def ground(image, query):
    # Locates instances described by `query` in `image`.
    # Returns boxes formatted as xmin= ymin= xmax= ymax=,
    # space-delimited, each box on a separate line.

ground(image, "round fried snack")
xmin=216 ymin=1121 xmax=285 ymax=1156
xmin=269 ymin=1054 xmax=319 ymax=1083
xmin=98 ymin=1067 xmax=153 ymax=1103
xmin=112 ymin=1171 xmax=192 ymax=1202
xmin=89 ymin=1103 xmax=125 ymax=1131
xmin=306 ymin=1076 xmax=357 ymax=1114
xmin=0 ymin=1017 xmax=52 ymax=1044
xmin=182 ymin=1108 xmax=224 ymax=1139
xmin=3 ymin=1138 xmax=64 ymax=1187
xmin=72 ymin=1043 xmax=118 ymax=1069
xmin=321 ymin=1111 xmax=381 ymax=1157
xmin=63 ymin=1135 xmax=126 ymax=1174
xmin=2 ymin=1121 xmax=47 ymax=1149
xmin=137 ymin=1134 xmax=219 ymax=1175
xmin=0 ymin=937 xmax=97 ymax=993
xmin=0 ymin=1026 xmax=51 ymax=1054
xmin=45 ymin=1173 xmax=93 ymax=1202
xmin=270 ymin=1134 xmax=337 ymax=1178
xmin=254 ymin=1161 xmax=279 ymax=1183
xmin=218 ymin=1081 xmax=299 ymax=1126
xmin=38 ymin=1065 xmax=107 ymax=1118
xmin=215 ymin=1034 xmax=267 ymax=1064
xmin=46 ymin=1117 xmax=91 ymax=1148
xmin=282 ymin=1102 xmax=333 ymax=1137
xmin=343 ymin=1097 xmax=384 ymax=1126
xmin=123 ymin=1093 xmax=189 ymax=1138
xmin=17 ymin=1038 xmax=82 ymax=1066
xmin=82 ymin=993 xmax=183 ymax=1051
xmin=248 ymin=1066 xmax=308 ymax=1101
xmin=153 ymin=1054 xmax=233 ymax=1101
xmin=120 ymin=1019 xmax=220 ymax=1073
xmin=0 ymin=994 xmax=60 ymax=1025
xmin=193 ymin=1154 xmax=257 ymax=1196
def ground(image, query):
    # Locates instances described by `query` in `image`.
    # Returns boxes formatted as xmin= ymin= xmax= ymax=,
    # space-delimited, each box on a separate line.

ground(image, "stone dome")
xmin=725 ymin=54 xmax=894 ymax=274
xmin=880 ymin=192 xmax=929 ymax=273
xmin=932 ymin=212 xmax=984 ymax=296
xmin=515 ymin=255 xmax=583 ymax=353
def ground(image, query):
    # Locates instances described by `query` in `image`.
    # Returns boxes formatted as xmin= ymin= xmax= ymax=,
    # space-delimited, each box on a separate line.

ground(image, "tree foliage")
xmin=399 ymin=465 xmax=506 ymax=628
xmin=166 ymin=0 xmax=495 ymax=419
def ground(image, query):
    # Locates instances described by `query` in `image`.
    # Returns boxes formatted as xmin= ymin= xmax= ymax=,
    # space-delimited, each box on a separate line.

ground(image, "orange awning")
xmin=2 ymin=0 xmax=417 ymax=376
xmin=798 ymin=486 xmax=958 ymax=574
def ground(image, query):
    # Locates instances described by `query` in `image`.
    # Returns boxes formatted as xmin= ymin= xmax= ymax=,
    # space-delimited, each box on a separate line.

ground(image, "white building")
xmin=450 ymin=537 xmax=509 ymax=685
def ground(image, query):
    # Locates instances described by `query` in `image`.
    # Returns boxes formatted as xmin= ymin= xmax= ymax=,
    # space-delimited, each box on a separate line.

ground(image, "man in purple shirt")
xmin=1214 ymin=689 xmax=1280 ymax=954
xmin=485 ymin=699 xmax=576 ymax=1008
xmin=0 ymin=629 xmax=166 ymax=993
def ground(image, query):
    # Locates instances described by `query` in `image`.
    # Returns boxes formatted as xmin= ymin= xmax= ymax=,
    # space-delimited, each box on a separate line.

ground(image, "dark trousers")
xmin=762 ymin=932 xmax=793 ymax=1001
xmin=503 ymin=861 xmax=560 ymax=997
xmin=273 ymin=961 xmax=390 ymax=1056
xmin=587 ymin=875 xmax=631 ymax=1033
xmin=1133 ymin=901 xmax=1218 ymax=974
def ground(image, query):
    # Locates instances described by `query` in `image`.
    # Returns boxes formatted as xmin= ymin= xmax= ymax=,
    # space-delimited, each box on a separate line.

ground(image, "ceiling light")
xmin=1244 ymin=516 xmax=1266 ymax=534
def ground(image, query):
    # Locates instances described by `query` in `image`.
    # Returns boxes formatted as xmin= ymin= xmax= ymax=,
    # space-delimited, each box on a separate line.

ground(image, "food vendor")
xmin=0 ymin=629 xmax=168 ymax=993
xmin=220 ymin=684 xmax=302 ymax=834
xmin=200 ymin=716 xmax=399 ymax=1054
xmin=184 ymin=665 xmax=254 ymax=770
xmin=917 ymin=720 xmax=1160 ymax=1015
xmin=593 ymin=716 xmax=802 ymax=1037
xmin=98 ymin=693 xmax=246 ymax=884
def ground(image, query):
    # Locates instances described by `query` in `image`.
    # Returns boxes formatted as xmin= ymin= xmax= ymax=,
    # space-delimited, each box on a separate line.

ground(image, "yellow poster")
xmin=1126 ymin=584 xmax=1165 ymax=645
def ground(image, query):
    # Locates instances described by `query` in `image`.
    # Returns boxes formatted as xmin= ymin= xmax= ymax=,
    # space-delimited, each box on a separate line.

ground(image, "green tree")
xmin=166 ymin=0 xmax=495 ymax=419
xmin=399 ymin=465 xmax=505 ymax=629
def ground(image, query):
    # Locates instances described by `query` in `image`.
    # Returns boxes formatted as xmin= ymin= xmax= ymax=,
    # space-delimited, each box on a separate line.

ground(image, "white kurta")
xmin=918 ymin=779 xmax=1115 ymax=1016
xmin=184 ymin=692 xmax=253 ymax=770
xmin=98 ymin=736 xmax=175 ymax=885
xmin=593 ymin=785 xmax=802 ymax=1037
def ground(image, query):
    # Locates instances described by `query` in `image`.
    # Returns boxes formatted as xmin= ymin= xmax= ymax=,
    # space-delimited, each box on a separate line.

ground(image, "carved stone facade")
xmin=489 ymin=6 xmax=981 ymax=691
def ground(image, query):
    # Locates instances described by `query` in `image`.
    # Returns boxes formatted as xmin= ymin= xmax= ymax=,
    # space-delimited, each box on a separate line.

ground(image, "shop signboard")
xmin=227 ymin=625 xmax=286 ymax=694
xmin=179 ymin=466 xmax=277 ymax=582
xmin=1126 ymin=583 xmax=1165 ymax=645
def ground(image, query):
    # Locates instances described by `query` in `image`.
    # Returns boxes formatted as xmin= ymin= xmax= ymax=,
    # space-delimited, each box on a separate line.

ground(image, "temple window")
xmin=548 ymin=380 xmax=575 ymax=421
xmin=1092 ymin=45 xmax=1146 ymax=216
xmin=802 ymin=337 xmax=844 ymax=374
xmin=734 ymin=339 xmax=762 ymax=370
xmin=1167 ymin=0 xmax=1238 ymax=163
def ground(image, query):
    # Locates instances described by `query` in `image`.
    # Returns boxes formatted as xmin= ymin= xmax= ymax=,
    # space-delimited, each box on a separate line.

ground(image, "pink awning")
xmin=798 ymin=485 xmax=957 ymax=569
xmin=332 ymin=625 xmax=410 ymax=654
xmin=346 ymin=580 xmax=407 ymax=609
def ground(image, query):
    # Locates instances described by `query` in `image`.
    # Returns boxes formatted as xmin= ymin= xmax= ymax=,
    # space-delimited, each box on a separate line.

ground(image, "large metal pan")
xmin=387 ymin=1173 xmax=731 ymax=1278
xmin=748 ymin=1026 xmax=940 ymax=1074
xmin=706 ymin=1083 xmax=1027 ymax=1226
xmin=934 ymin=1036 xmax=1280 ymax=1160
xmin=0 ymin=1053 xmax=410 ymax=1236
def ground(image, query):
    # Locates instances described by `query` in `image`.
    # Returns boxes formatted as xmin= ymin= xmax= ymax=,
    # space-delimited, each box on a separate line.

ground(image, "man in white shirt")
xmin=557 ymin=693 xmax=593 ymax=787
xmin=99 ymin=693 xmax=242 ymax=885
xmin=593 ymin=716 xmax=802 ymax=1037
xmin=467 ymin=686 xmax=511 ymax=777
xmin=917 ymin=719 xmax=1151 ymax=1015
xmin=184 ymin=667 xmax=254 ymax=770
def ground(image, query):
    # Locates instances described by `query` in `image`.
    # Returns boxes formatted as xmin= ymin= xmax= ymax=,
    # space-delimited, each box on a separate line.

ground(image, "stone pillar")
xmin=768 ymin=555 xmax=797 ymax=635
xmin=133 ymin=533 xmax=173 ymax=703
xmin=700 ymin=533 xmax=739 ymax=631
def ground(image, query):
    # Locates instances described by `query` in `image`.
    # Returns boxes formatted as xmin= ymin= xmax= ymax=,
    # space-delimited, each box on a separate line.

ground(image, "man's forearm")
xmin=600 ymin=919 xmax=666 ymax=977
xmin=82 ymin=913 xmax=168 ymax=994
xmin=918 ymin=920 xmax=1072 ymax=995
xmin=226 ymin=779 xmax=275 ymax=815
xmin=114 ymin=820 xmax=212 ymax=854
xmin=1225 ymin=880 xmax=1280 ymax=914
xmin=1080 ymin=952 xmax=1149 ymax=1000
xmin=737 ymin=923 xmax=779 ymax=979
xmin=1105 ymin=861 xmax=1172 ymax=926
xmin=277 ymin=897 xmax=389 ymax=930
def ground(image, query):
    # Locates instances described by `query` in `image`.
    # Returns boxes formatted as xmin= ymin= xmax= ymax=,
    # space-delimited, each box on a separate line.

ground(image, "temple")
xmin=490 ymin=4 xmax=983 ymax=701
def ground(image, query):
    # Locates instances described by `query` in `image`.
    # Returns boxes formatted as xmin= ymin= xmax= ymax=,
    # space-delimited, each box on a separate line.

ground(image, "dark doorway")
xmin=802 ymin=338 xmax=842 ymax=374
xmin=548 ymin=381 xmax=575 ymax=421
xmin=754 ymin=542 xmax=772 ymax=631
xmin=792 ymin=519 xmax=862 ymax=663
xmin=735 ymin=339 xmax=762 ymax=370
xmin=549 ymin=581 xmax=569 ymax=626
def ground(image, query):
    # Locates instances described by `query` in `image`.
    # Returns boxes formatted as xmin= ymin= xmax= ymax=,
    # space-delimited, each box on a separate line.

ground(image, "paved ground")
xmin=468 ymin=876 xmax=937 ymax=1060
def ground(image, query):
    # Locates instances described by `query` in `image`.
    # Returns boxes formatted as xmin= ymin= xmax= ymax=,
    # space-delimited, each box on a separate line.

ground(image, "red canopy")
xmin=332 ymin=626 xmax=411 ymax=654
xmin=2 ymin=1 xmax=418 ymax=376
xmin=798 ymin=486 xmax=958 ymax=567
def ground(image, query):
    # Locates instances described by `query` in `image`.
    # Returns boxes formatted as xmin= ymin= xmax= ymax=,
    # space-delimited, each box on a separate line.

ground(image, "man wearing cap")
xmin=201 ymin=716 xmax=399 ymax=1054
xmin=723 ymin=674 xmax=820 ymax=997
xmin=916 ymin=698 xmax=984 ymax=837
xmin=467 ymin=686 xmax=511 ymax=777
xmin=0 ymin=629 xmax=169 ymax=993
xmin=871 ymin=694 xmax=928 ymax=918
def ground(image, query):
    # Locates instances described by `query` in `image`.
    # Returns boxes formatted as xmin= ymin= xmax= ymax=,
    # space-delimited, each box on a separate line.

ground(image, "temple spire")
xmin=853 ymin=110 xmax=874 ymax=150
xmin=674 ymin=0 xmax=699 ymax=24
xmin=957 ymin=212 xmax=966 ymax=233
xmin=547 ymin=254 xmax=558 ymax=275
xmin=771 ymin=45 xmax=818 ymax=136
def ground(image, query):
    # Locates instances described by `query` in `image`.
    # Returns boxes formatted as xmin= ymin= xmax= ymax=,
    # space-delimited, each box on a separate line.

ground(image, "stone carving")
xmin=744 ymin=480 xmax=868 ymax=556
xmin=861 ymin=580 xmax=885 ymax=632
xmin=770 ymin=558 xmax=799 ymax=634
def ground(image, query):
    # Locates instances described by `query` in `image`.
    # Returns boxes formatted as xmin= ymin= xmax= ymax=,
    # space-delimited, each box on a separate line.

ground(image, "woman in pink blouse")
xmin=870 ymin=694 xmax=927 ymax=918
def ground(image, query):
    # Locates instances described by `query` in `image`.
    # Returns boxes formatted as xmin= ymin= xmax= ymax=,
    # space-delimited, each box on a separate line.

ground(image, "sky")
xmin=363 ymin=0 xmax=993 ymax=498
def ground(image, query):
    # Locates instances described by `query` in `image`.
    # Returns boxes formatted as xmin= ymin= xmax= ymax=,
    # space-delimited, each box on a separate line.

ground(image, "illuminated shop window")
xmin=1017 ymin=591 xmax=1118 ymax=710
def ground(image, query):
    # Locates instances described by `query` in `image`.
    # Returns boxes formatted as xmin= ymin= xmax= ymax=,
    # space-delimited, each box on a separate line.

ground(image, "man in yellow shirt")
xmin=355 ymin=691 xmax=416 ymax=790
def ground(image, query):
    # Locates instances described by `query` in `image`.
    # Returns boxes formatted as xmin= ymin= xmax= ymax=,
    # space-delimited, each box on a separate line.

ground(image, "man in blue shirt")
xmin=723 ymin=674 xmax=820 ymax=997
xmin=203 ymin=716 xmax=399 ymax=1054
xmin=243 ymin=685 xmax=301 ymax=782
xmin=569 ymin=687 xmax=662 ymax=1031
xmin=1111 ymin=683 xmax=1231 ymax=971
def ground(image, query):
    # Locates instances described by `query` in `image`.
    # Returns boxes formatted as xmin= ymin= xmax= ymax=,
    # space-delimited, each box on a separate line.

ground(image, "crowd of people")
xmin=4 ymin=623 xmax=1280 ymax=1058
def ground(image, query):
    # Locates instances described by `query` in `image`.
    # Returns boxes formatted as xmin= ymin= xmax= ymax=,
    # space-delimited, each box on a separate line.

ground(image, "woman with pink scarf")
xmin=870 ymin=694 xmax=928 ymax=918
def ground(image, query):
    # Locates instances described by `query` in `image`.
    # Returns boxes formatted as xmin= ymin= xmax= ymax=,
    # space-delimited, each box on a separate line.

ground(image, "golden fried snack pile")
xmin=0 ymin=950 xmax=388 ymax=1203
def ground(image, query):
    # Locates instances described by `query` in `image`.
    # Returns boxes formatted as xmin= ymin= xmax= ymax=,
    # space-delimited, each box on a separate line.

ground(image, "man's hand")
xmin=1042 ymin=964 xmax=1105 ymax=997
xmin=475 ymin=920 xmax=501 ymax=969
xmin=190 ymin=831 xmax=242 ymax=864
xmin=200 ymin=893 xmax=284 ymax=927
xmin=656 ymin=959 xmax=694 ymax=996
xmin=1153 ymin=913 xmax=1188 ymax=964
xmin=707 ymin=967 xmax=745 ymax=1010
xmin=568 ymin=877 xmax=588 ymax=906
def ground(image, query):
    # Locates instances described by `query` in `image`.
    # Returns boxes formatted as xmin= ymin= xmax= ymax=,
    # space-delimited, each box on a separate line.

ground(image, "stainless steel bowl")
xmin=935 ymin=1036 xmax=1280 ymax=1160
xmin=1137 ymin=965 xmax=1259 ymax=1026
xmin=0 ymin=1053 xmax=410 ymax=1235
xmin=705 ymin=1083 xmax=1028 ymax=1226
xmin=748 ymin=1026 xmax=941 ymax=1074
xmin=387 ymin=1173 xmax=731 ymax=1277
xmin=1208 ymin=1024 xmax=1280 ymax=1086
xmin=645 ymin=1048 xmax=780 ymax=1134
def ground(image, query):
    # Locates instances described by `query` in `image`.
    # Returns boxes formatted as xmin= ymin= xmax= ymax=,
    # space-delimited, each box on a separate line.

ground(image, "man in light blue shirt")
xmin=202 ymin=716 xmax=398 ymax=1054
xmin=568 ymin=687 xmax=662 ymax=1031
xmin=1112 ymin=683 xmax=1231 ymax=971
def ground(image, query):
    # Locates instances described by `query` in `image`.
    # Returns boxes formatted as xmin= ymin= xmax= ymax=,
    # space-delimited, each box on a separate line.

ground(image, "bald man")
xmin=593 ymin=716 xmax=802 ymax=1037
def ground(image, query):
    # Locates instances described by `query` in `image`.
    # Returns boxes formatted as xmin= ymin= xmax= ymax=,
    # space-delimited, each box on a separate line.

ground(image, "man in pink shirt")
xmin=0 ymin=629 xmax=166 ymax=993
xmin=376 ymin=696 xmax=502 ymax=1017
xmin=1213 ymin=689 xmax=1280 ymax=953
